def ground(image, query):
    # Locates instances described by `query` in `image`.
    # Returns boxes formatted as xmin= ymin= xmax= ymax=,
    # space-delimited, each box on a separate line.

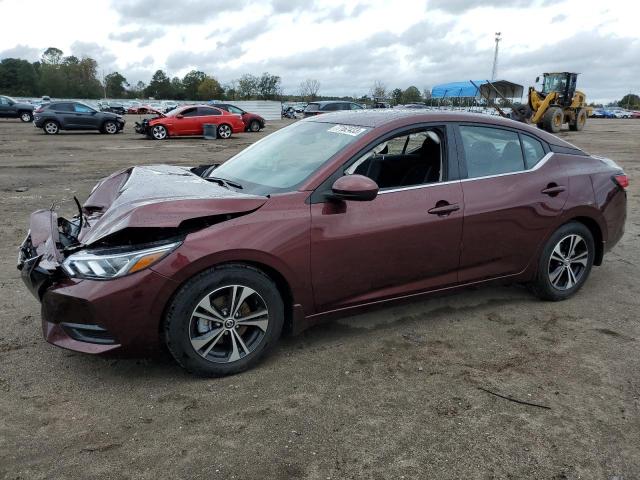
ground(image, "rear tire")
xmin=43 ymin=120 xmax=59 ymax=135
xmin=19 ymin=111 xmax=33 ymax=122
xmin=569 ymin=108 xmax=587 ymax=131
xmin=218 ymin=124 xmax=232 ymax=139
xmin=543 ymin=107 xmax=563 ymax=133
xmin=530 ymin=222 xmax=595 ymax=301
xmin=164 ymin=265 xmax=284 ymax=377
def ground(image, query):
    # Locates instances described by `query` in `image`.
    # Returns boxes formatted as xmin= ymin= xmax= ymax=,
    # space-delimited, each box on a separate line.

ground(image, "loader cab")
xmin=541 ymin=72 xmax=578 ymax=107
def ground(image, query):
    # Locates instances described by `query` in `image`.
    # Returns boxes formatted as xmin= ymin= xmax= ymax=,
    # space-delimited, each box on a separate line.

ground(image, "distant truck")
xmin=0 ymin=95 xmax=35 ymax=122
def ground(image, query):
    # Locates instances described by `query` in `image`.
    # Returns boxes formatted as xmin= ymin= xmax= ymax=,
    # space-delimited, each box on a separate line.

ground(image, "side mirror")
xmin=535 ymin=76 xmax=540 ymax=83
xmin=176 ymin=114 xmax=184 ymax=119
xmin=330 ymin=175 xmax=379 ymax=202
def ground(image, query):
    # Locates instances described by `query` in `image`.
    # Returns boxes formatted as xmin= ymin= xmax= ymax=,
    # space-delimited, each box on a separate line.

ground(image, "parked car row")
xmin=33 ymin=101 xmax=125 ymax=134
xmin=590 ymin=108 xmax=640 ymax=118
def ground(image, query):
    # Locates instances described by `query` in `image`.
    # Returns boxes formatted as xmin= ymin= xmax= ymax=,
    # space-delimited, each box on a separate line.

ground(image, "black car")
xmin=99 ymin=102 xmax=127 ymax=115
xmin=212 ymin=103 xmax=265 ymax=132
xmin=33 ymin=101 xmax=125 ymax=135
xmin=303 ymin=100 xmax=364 ymax=117
xmin=0 ymin=95 xmax=35 ymax=122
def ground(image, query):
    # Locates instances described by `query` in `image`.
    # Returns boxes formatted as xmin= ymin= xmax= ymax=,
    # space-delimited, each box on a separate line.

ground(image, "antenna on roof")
xmin=491 ymin=32 xmax=501 ymax=81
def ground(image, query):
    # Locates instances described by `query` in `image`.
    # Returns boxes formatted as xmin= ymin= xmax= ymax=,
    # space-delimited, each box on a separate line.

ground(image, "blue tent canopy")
xmin=431 ymin=80 xmax=487 ymax=98
xmin=431 ymin=80 xmax=524 ymax=99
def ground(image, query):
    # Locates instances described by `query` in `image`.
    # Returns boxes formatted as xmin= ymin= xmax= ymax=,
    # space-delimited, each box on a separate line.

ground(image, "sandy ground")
xmin=0 ymin=116 xmax=638 ymax=480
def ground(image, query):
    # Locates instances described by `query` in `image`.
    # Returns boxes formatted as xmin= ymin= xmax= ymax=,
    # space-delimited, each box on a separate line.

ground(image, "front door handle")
xmin=541 ymin=185 xmax=566 ymax=196
xmin=428 ymin=202 xmax=460 ymax=216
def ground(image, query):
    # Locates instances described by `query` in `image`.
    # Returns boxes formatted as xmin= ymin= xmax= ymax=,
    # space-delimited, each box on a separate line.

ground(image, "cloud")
xmin=108 ymin=28 xmax=163 ymax=47
xmin=165 ymin=45 xmax=245 ymax=72
xmin=316 ymin=3 xmax=369 ymax=23
xmin=270 ymin=0 xmax=313 ymax=14
xmin=428 ymin=0 xmax=542 ymax=13
xmin=113 ymin=0 xmax=250 ymax=25
xmin=0 ymin=44 xmax=41 ymax=62
xmin=70 ymin=41 xmax=118 ymax=71
xmin=209 ymin=20 xmax=272 ymax=47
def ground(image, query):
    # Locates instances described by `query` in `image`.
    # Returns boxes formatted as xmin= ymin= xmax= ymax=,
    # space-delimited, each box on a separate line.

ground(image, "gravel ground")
xmin=0 ymin=117 xmax=638 ymax=479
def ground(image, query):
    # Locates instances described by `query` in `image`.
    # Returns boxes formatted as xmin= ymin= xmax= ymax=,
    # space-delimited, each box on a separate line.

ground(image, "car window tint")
xmin=197 ymin=107 xmax=221 ymax=116
xmin=0 ymin=97 xmax=9 ymax=105
xmin=227 ymin=106 xmax=243 ymax=114
xmin=460 ymin=126 xmax=525 ymax=178
xmin=305 ymin=103 xmax=320 ymax=112
xmin=323 ymin=103 xmax=341 ymax=111
xmin=350 ymin=103 xmax=363 ymax=110
xmin=181 ymin=108 xmax=199 ymax=117
xmin=521 ymin=134 xmax=546 ymax=169
xmin=345 ymin=129 xmax=444 ymax=188
xmin=74 ymin=103 xmax=93 ymax=113
xmin=53 ymin=103 xmax=74 ymax=112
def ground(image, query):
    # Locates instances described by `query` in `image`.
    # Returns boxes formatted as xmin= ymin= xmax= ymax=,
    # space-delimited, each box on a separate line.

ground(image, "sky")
xmin=1 ymin=0 xmax=639 ymax=102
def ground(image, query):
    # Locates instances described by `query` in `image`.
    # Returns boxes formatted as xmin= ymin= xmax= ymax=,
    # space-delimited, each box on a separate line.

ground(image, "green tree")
xmin=145 ymin=69 xmax=172 ymax=99
xmin=182 ymin=70 xmax=206 ymax=100
xmin=170 ymin=77 xmax=185 ymax=99
xmin=197 ymin=76 xmax=223 ymax=100
xmin=237 ymin=74 xmax=259 ymax=99
xmin=105 ymin=72 xmax=129 ymax=98
xmin=0 ymin=58 xmax=38 ymax=96
xmin=42 ymin=47 xmax=64 ymax=66
xmin=402 ymin=85 xmax=422 ymax=104
xmin=619 ymin=93 xmax=640 ymax=109
xmin=391 ymin=88 xmax=403 ymax=105
xmin=257 ymin=72 xmax=281 ymax=100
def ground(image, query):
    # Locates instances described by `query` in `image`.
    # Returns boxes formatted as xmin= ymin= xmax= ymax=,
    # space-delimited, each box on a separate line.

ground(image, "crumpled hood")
xmin=77 ymin=164 xmax=266 ymax=245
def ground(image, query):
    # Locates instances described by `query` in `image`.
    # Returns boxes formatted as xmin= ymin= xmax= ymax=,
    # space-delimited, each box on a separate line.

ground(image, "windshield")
xmin=209 ymin=121 xmax=370 ymax=195
xmin=543 ymin=74 xmax=567 ymax=93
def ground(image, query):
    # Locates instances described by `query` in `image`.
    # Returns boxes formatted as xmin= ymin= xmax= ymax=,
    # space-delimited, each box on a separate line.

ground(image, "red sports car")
xmin=142 ymin=104 xmax=245 ymax=140
xmin=19 ymin=110 xmax=627 ymax=376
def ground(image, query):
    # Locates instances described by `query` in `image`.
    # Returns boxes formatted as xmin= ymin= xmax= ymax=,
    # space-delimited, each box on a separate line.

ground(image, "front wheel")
xmin=543 ymin=107 xmax=563 ymax=133
xmin=150 ymin=124 xmax=168 ymax=140
xmin=164 ymin=265 xmax=284 ymax=376
xmin=43 ymin=120 xmax=59 ymax=134
xmin=248 ymin=120 xmax=261 ymax=132
xmin=20 ymin=111 xmax=33 ymax=122
xmin=217 ymin=124 xmax=232 ymax=139
xmin=102 ymin=120 xmax=118 ymax=134
xmin=530 ymin=222 xmax=595 ymax=301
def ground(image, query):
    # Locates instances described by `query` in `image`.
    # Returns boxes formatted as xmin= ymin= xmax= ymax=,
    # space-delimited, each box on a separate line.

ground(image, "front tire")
xmin=249 ymin=120 xmax=261 ymax=132
xmin=150 ymin=124 xmax=168 ymax=140
xmin=43 ymin=120 xmax=59 ymax=135
xmin=20 ymin=111 xmax=33 ymax=122
xmin=530 ymin=222 xmax=595 ymax=301
xmin=217 ymin=124 xmax=232 ymax=139
xmin=543 ymin=107 xmax=563 ymax=133
xmin=102 ymin=120 xmax=118 ymax=134
xmin=164 ymin=265 xmax=284 ymax=377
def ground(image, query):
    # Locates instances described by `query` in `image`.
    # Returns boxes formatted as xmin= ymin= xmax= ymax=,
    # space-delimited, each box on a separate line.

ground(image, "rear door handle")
xmin=541 ymin=185 xmax=566 ymax=196
xmin=428 ymin=202 xmax=460 ymax=216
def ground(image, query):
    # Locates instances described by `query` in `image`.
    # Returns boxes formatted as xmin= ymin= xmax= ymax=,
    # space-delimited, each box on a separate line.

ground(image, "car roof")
xmin=303 ymin=109 xmax=579 ymax=148
xmin=310 ymin=100 xmax=354 ymax=105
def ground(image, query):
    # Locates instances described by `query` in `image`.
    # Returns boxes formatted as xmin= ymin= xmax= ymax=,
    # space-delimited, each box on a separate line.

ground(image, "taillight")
xmin=613 ymin=174 xmax=629 ymax=190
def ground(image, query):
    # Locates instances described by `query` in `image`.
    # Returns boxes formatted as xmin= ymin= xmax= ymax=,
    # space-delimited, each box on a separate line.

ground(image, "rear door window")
xmin=197 ymin=107 xmax=221 ymax=116
xmin=53 ymin=103 xmax=74 ymax=112
xmin=459 ymin=126 xmax=525 ymax=178
xmin=521 ymin=134 xmax=546 ymax=169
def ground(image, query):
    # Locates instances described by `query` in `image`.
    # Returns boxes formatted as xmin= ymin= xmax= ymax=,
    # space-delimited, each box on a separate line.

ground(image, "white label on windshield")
xmin=327 ymin=125 xmax=367 ymax=136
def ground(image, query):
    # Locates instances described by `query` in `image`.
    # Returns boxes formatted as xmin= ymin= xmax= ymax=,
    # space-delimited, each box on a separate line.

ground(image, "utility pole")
xmin=491 ymin=32 xmax=501 ymax=81
xmin=102 ymin=69 xmax=107 ymax=99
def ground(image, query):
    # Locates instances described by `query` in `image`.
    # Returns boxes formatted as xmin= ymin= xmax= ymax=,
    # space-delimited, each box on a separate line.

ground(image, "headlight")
xmin=62 ymin=241 xmax=180 ymax=280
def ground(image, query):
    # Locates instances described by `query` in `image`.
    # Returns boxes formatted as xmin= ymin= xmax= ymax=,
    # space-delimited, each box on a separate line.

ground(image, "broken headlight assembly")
xmin=62 ymin=241 xmax=181 ymax=280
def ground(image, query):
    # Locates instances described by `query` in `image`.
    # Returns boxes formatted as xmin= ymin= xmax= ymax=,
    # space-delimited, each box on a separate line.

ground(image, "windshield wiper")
xmin=206 ymin=176 xmax=243 ymax=189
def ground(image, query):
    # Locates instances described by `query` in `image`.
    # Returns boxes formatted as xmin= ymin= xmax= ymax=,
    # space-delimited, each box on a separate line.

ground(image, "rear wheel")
xmin=569 ymin=108 xmax=587 ymax=131
xmin=43 ymin=120 xmax=59 ymax=135
xmin=151 ymin=124 xmax=168 ymax=140
xmin=19 ymin=111 xmax=33 ymax=122
xmin=543 ymin=107 xmax=563 ymax=133
xmin=218 ymin=124 xmax=232 ymax=139
xmin=164 ymin=265 xmax=284 ymax=376
xmin=530 ymin=222 xmax=595 ymax=301
xmin=102 ymin=120 xmax=118 ymax=134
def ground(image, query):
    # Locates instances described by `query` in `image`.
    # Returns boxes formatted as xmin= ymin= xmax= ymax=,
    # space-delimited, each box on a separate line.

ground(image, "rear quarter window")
xmin=521 ymin=135 xmax=546 ymax=169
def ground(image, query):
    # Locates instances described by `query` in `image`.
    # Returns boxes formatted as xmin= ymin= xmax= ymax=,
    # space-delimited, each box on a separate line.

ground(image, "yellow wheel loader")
xmin=510 ymin=72 xmax=591 ymax=133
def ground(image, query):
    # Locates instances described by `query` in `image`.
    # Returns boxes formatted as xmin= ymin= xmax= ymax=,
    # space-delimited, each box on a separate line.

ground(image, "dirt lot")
xmin=0 ymin=117 xmax=638 ymax=479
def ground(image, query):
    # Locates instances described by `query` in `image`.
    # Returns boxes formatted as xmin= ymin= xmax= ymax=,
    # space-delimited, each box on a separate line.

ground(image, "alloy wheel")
xmin=189 ymin=285 xmax=269 ymax=363
xmin=547 ymin=234 xmax=589 ymax=290
xmin=218 ymin=125 xmax=232 ymax=139
xmin=105 ymin=122 xmax=118 ymax=134
xmin=44 ymin=122 xmax=58 ymax=134
xmin=21 ymin=112 xmax=32 ymax=122
xmin=152 ymin=125 xmax=167 ymax=139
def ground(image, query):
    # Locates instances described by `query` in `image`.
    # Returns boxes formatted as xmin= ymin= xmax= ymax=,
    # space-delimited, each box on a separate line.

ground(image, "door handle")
xmin=541 ymin=185 xmax=566 ymax=196
xmin=428 ymin=202 xmax=460 ymax=216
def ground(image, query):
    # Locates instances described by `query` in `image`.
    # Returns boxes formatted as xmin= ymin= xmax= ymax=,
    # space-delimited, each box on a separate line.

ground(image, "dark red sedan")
xmin=142 ymin=104 xmax=245 ymax=139
xmin=19 ymin=111 xmax=627 ymax=376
